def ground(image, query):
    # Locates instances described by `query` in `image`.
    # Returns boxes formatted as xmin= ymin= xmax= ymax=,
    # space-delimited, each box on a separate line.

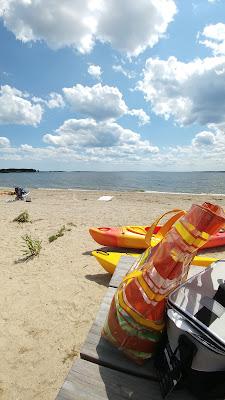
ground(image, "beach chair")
xmin=15 ymin=187 xmax=31 ymax=201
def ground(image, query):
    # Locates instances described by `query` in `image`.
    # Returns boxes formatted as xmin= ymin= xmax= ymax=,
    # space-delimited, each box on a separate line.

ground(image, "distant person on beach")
xmin=15 ymin=187 xmax=30 ymax=201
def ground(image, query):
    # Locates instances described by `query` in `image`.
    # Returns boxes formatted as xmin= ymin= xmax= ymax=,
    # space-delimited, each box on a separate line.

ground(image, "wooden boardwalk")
xmin=56 ymin=256 xmax=195 ymax=400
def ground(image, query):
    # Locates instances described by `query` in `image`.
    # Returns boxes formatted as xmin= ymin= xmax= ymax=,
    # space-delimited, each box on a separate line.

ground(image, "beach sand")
xmin=0 ymin=189 xmax=225 ymax=400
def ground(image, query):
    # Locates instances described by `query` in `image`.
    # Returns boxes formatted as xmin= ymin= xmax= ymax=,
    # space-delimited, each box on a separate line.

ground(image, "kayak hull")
xmin=201 ymin=231 xmax=225 ymax=249
xmin=89 ymin=226 xmax=225 ymax=250
xmin=92 ymin=250 xmax=217 ymax=275
xmin=89 ymin=226 xmax=160 ymax=249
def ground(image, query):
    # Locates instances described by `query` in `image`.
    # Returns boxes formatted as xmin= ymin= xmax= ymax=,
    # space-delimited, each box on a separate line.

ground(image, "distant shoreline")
xmin=1 ymin=170 xmax=225 ymax=173
xmin=1 ymin=187 xmax=225 ymax=196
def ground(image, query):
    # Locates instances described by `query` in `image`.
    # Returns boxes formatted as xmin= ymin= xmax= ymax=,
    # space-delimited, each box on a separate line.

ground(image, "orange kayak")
xmin=89 ymin=225 xmax=161 ymax=249
xmin=89 ymin=225 xmax=225 ymax=250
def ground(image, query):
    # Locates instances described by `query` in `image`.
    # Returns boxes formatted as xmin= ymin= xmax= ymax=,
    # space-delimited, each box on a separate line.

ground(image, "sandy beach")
xmin=1 ymin=189 xmax=225 ymax=400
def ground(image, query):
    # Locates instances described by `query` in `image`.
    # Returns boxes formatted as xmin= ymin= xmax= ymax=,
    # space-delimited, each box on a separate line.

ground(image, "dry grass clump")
xmin=62 ymin=346 xmax=78 ymax=364
xmin=67 ymin=222 xmax=77 ymax=227
xmin=21 ymin=234 xmax=42 ymax=258
xmin=13 ymin=210 xmax=30 ymax=223
xmin=48 ymin=224 xmax=73 ymax=243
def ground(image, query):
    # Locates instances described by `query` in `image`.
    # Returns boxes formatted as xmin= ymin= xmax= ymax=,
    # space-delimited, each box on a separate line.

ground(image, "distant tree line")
xmin=0 ymin=168 xmax=38 ymax=173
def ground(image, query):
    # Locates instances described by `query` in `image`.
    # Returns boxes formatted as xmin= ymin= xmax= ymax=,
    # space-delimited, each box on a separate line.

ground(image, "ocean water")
xmin=0 ymin=171 xmax=225 ymax=194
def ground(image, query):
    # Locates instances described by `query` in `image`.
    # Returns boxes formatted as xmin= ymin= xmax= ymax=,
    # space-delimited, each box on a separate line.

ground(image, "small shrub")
xmin=13 ymin=210 xmax=30 ymax=223
xmin=22 ymin=234 xmax=42 ymax=258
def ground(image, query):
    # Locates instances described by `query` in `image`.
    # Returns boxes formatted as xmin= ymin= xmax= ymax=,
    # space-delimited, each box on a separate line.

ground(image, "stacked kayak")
xmin=92 ymin=250 xmax=217 ymax=274
xmin=89 ymin=225 xmax=225 ymax=250
xmin=90 ymin=208 xmax=224 ymax=273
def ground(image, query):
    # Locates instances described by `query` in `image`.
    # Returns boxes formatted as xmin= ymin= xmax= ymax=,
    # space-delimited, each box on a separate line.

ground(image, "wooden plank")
xmin=80 ymin=287 xmax=156 ymax=379
xmin=109 ymin=256 xmax=135 ymax=288
xmin=56 ymin=358 xmax=195 ymax=400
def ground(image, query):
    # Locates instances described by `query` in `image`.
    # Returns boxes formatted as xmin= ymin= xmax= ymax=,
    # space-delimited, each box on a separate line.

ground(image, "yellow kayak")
xmin=92 ymin=250 xmax=217 ymax=275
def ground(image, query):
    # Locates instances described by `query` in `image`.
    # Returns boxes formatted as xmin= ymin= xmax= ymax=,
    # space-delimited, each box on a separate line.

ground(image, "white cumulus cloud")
xmin=43 ymin=118 xmax=158 ymax=161
xmin=192 ymin=130 xmax=216 ymax=147
xmin=88 ymin=64 xmax=102 ymax=80
xmin=63 ymin=83 xmax=127 ymax=120
xmin=0 ymin=0 xmax=177 ymax=56
xmin=47 ymin=92 xmax=65 ymax=109
xmin=97 ymin=0 xmax=177 ymax=57
xmin=32 ymin=92 xmax=65 ymax=109
xmin=3 ymin=125 xmax=225 ymax=170
xmin=0 ymin=136 xmax=10 ymax=147
xmin=163 ymin=126 xmax=225 ymax=170
xmin=0 ymin=85 xmax=43 ymax=126
xmin=128 ymin=109 xmax=150 ymax=125
xmin=0 ymin=0 xmax=97 ymax=53
xmin=138 ymin=55 xmax=225 ymax=126
xmin=199 ymin=23 xmax=225 ymax=55
xmin=63 ymin=83 xmax=150 ymax=125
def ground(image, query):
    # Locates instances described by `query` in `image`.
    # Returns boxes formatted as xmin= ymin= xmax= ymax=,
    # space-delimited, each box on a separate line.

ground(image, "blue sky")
xmin=0 ymin=0 xmax=225 ymax=170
